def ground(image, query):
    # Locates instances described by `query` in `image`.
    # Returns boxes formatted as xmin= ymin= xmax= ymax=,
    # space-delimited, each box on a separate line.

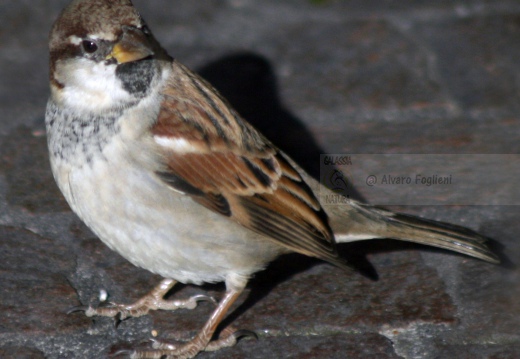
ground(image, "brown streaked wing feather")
xmin=151 ymin=62 xmax=350 ymax=269
xmin=163 ymin=151 xmax=279 ymax=196
xmin=237 ymin=186 xmax=338 ymax=260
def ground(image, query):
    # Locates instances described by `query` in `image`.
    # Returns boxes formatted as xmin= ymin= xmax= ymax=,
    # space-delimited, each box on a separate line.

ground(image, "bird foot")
xmin=113 ymin=327 xmax=257 ymax=358
xmin=67 ymin=279 xmax=215 ymax=320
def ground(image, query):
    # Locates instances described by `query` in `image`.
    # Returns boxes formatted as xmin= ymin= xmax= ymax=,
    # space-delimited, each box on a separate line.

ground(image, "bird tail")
xmin=330 ymin=201 xmax=499 ymax=264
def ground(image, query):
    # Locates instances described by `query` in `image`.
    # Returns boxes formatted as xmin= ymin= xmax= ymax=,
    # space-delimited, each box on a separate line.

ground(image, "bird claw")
xmin=67 ymin=301 xmax=122 ymax=318
xmin=66 ymin=305 xmax=89 ymax=315
xmin=110 ymin=348 xmax=133 ymax=358
xmin=191 ymin=294 xmax=217 ymax=305
xmin=232 ymin=329 xmax=258 ymax=341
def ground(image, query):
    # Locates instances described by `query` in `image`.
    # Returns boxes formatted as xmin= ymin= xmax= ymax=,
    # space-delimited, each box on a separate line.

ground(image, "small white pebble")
xmin=151 ymin=330 xmax=159 ymax=337
xmin=99 ymin=289 xmax=108 ymax=302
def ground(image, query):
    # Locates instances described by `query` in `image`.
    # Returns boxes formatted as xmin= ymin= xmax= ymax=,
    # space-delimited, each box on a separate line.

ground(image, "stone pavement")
xmin=1 ymin=1 xmax=519 ymax=358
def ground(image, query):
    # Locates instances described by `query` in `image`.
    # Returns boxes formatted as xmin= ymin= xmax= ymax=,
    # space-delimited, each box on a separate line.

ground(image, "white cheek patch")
xmin=59 ymin=58 xmax=133 ymax=113
xmin=154 ymin=136 xmax=199 ymax=153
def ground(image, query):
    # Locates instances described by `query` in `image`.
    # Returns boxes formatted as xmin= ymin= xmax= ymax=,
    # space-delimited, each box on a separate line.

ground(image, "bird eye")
xmin=82 ymin=40 xmax=98 ymax=53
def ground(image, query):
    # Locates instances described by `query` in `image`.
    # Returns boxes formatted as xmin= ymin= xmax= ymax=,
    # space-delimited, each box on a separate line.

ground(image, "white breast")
xmin=60 ymin=135 xmax=281 ymax=285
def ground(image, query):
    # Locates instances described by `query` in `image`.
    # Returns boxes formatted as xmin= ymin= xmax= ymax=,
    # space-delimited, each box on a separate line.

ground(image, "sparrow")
xmin=45 ymin=0 xmax=499 ymax=358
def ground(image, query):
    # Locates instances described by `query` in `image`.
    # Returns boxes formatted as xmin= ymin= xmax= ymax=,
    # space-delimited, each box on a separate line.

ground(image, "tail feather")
xmin=290 ymin=159 xmax=498 ymax=264
xmin=331 ymin=201 xmax=499 ymax=264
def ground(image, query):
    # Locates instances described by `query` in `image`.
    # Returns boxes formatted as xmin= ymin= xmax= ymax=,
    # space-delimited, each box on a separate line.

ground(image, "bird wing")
xmin=151 ymin=62 xmax=349 ymax=269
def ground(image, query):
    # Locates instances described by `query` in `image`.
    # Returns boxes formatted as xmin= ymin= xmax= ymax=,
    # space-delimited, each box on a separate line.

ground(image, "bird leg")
xmin=128 ymin=288 xmax=244 ymax=359
xmin=69 ymin=279 xmax=215 ymax=320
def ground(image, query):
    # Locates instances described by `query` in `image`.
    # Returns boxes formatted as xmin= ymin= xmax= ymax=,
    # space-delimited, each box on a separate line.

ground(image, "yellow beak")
xmin=108 ymin=27 xmax=154 ymax=64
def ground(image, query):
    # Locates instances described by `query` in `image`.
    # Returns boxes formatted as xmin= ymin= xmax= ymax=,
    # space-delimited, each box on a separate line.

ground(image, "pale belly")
xmin=55 ymin=149 xmax=284 ymax=285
